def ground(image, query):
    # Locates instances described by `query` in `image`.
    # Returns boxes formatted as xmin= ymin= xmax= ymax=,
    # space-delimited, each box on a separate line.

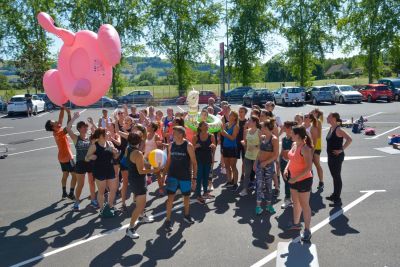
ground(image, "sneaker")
xmin=126 ymin=227 xmax=139 ymax=239
xmin=248 ymin=181 xmax=255 ymax=190
xmin=139 ymin=214 xmax=154 ymax=223
xmin=68 ymin=192 xmax=75 ymax=200
xmin=164 ymin=220 xmax=173 ymax=232
xmin=239 ymin=189 xmax=248 ymax=197
xmin=62 ymin=192 xmax=68 ymax=199
xmin=301 ymin=229 xmax=312 ymax=242
xmin=329 ymin=200 xmax=342 ymax=207
xmin=90 ymin=199 xmax=99 ymax=209
xmin=208 ymin=183 xmax=214 ymax=191
xmin=72 ymin=202 xmax=80 ymax=211
xmin=285 ymin=222 xmax=302 ymax=231
xmin=326 ymin=195 xmax=336 ymax=202
xmin=317 ymin=181 xmax=324 ymax=190
xmin=255 ymin=206 xmax=263 ymax=215
xmin=265 ymin=205 xmax=276 ymax=214
xmin=183 ymin=215 xmax=195 ymax=224
xmin=203 ymin=192 xmax=215 ymax=199
xmin=197 ymin=196 xmax=205 ymax=204
xmin=230 ymin=184 xmax=239 ymax=191
xmin=158 ymin=188 xmax=166 ymax=197
xmin=120 ymin=204 xmax=128 ymax=212
xmin=273 ymin=188 xmax=280 ymax=198
xmin=281 ymin=198 xmax=292 ymax=209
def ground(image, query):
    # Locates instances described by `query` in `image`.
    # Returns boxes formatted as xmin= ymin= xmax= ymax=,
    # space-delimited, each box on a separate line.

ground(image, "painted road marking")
xmin=0 ymin=129 xmax=45 ymax=137
xmin=7 ymin=145 xmax=57 ymax=156
xmin=0 ymin=126 xmax=14 ymax=129
xmin=320 ymin=155 xmax=384 ymax=163
xmin=250 ymin=190 xmax=386 ymax=267
xmin=276 ymin=242 xmax=319 ymax=267
xmin=36 ymin=112 xmax=49 ymax=117
xmin=374 ymin=147 xmax=400 ymax=155
xmin=365 ymin=126 xmax=400 ymax=140
xmin=364 ymin=112 xmax=384 ymax=119
xmin=10 ymin=199 xmax=201 ymax=267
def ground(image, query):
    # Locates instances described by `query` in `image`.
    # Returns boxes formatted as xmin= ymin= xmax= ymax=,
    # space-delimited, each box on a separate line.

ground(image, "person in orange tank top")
xmin=283 ymin=125 xmax=313 ymax=242
xmin=45 ymin=107 xmax=77 ymax=200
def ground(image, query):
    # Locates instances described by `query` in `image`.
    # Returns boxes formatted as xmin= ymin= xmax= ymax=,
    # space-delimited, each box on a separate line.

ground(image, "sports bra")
xmin=260 ymin=136 xmax=273 ymax=152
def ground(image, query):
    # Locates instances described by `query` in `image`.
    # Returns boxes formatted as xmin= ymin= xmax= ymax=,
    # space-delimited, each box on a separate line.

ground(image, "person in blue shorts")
xmin=164 ymin=126 xmax=197 ymax=232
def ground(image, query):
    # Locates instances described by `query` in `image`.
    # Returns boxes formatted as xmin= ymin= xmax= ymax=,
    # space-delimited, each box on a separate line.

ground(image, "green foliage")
xmin=229 ymin=0 xmax=276 ymax=86
xmin=338 ymin=0 xmax=400 ymax=83
xmin=275 ymin=0 xmax=340 ymax=86
xmin=264 ymin=54 xmax=293 ymax=82
xmin=0 ymin=74 xmax=10 ymax=90
xmin=147 ymin=0 xmax=221 ymax=96
xmin=387 ymin=36 xmax=400 ymax=75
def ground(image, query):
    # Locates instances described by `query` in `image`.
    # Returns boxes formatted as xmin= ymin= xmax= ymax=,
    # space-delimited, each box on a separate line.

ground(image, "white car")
xmin=330 ymin=85 xmax=363 ymax=104
xmin=7 ymin=94 xmax=46 ymax=116
xmin=273 ymin=87 xmax=305 ymax=106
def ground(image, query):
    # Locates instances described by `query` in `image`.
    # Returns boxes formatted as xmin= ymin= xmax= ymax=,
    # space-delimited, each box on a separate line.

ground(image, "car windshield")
xmin=376 ymin=86 xmax=388 ymax=91
xmin=339 ymin=86 xmax=354 ymax=91
xmin=392 ymin=81 xmax=400 ymax=87
xmin=320 ymin=87 xmax=332 ymax=92
xmin=287 ymin=88 xmax=302 ymax=93
xmin=11 ymin=97 xmax=25 ymax=102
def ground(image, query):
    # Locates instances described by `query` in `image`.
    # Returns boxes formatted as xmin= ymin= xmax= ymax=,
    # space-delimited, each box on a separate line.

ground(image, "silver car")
xmin=331 ymin=85 xmax=362 ymax=104
xmin=273 ymin=87 xmax=305 ymax=106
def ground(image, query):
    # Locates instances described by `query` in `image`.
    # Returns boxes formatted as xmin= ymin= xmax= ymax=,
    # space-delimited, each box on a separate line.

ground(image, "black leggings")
xmin=328 ymin=153 xmax=344 ymax=200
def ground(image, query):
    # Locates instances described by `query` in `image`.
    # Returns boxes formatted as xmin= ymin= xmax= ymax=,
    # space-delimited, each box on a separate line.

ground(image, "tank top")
xmin=100 ymin=117 xmax=112 ymax=128
xmin=163 ymin=116 xmax=174 ymax=131
xmin=326 ymin=126 xmax=343 ymax=153
xmin=127 ymin=146 xmax=146 ymax=183
xmin=281 ymin=136 xmax=293 ymax=151
xmin=116 ymin=127 xmax=131 ymax=159
xmin=288 ymin=143 xmax=313 ymax=182
xmin=168 ymin=141 xmax=190 ymax=180
xmin=245 ymin=129 xmax=260 ymax=160
xmin=237 ymin=119 xmax=247 ymax=145
xmin=75 ymin=136 xmax=91 ymax=162
xmin=93 ymin=141 xmax=115 ymax=177
xmin=145 ymin=133 xmax=158 ymax=157
xmin=260 ymin=135 xmax=273 ymax=152
xmin=223 ymin=123 xmax=237 ymax=148
xmin=315 ymin=125 xmax=322 ymax=150
xmin=195 ymin=134 xmax=212 ymax=164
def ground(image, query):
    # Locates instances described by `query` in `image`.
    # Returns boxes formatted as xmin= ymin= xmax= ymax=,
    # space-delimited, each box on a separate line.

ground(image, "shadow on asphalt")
xmin=329 ymin=207 xmax=360 ymax=236
xmin=280 ymin=242 xmax=314 ymax=267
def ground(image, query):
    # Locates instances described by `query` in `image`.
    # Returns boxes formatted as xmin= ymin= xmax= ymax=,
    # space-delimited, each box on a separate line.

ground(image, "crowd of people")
xmin=44 ymin=97 xmax=352 ymax=242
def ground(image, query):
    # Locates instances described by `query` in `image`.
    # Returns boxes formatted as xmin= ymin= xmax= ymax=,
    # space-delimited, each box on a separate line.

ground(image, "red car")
xmin=358 ymin=84 xmax=393 ymax=102
xmin=176 ymin=90 xmax=218 ymax=105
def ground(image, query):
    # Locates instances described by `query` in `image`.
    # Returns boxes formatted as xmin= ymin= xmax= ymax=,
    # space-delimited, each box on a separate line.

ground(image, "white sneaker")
xmin=140 ymin=215 xmax=154 ymax=223
xmin=208 ymin=183 xmax=214 ymax=191
xmin=281 ymin=198 xmax=292 ymax=209
xmin=239 ymin=189 xmax=248 ymax=197
xmin=126 ymin=228 xmax=139 ymax=239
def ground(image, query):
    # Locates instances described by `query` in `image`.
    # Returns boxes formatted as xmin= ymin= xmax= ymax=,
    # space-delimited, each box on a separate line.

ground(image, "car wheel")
xmin=47 ymin=103 xmax=54 ymax=110
xmin=367 ymin=95 xmax=372 ymax=103
xmin=312 ymin=98 xmax=318 ymax=105
xmin=331 ymin=101 xmax=335 ymax=105
xmin=7 ymin=112 xmax=13 ymax=117
xmin=387 ymin=98 xmax=391 ymax=103
xmin=339 ymin=96 xmax=344 ymax=104
xmin=282 ymin=98 xmax=286 ymax=106
xmin=395 ymin=94 xmax=399 ymax=101
xmin=357 ymin=101 xmax=361 ymax=104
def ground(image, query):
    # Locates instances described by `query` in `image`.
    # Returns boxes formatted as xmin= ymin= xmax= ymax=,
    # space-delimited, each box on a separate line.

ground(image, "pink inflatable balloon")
xmin=38 ymin=12 xmax=121 ymax=107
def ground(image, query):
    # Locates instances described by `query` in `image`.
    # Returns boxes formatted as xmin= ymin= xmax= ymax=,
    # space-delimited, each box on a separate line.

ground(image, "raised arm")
xmin=57 ymin=107 xmax=65 ymax=125
xmin=85 ymin=144 xmax=97 ymax=162
xmin=66 ymin=112 xmax=80 ymax=144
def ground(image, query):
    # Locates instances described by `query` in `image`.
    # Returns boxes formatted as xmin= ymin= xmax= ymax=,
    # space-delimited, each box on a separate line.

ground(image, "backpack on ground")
xmin=364 ymin=128 xmax=375 ymax=136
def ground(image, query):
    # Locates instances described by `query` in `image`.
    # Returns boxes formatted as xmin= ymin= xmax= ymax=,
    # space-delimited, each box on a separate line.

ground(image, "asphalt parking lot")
xmin=0 ymin=101 xmax=399 ymax=267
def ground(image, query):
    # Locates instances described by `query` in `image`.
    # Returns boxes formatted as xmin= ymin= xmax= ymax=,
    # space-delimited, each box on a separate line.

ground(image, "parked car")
xmin=378 ymin=78 xmax=400 ymax=101
xmin=88 ymin=96 xmax=118 ymax=108
xmin=7 ymin=94 xmax=46 ymax=116
xmin=330 ymin=85 xmax=362 ymax=103
xmin=273 ymin=87 xmax=305 ymax=106
xmin=36 ymin=93 xmax=75 ymax=110
xmin=119 ymin=90 xmax=153 ymax=104
xmin=224 ymin=86 xmax=253 ymax=103
xmin=305 ymin=86 xmax=335 ymax=105
xmin=243 ymin=88 xmax=274 ymax=107
xmin=176 ymin=90 xmax=218 ymax=105
xmin=358 ymin=84 xmax=393 ymax=102
xmin=0 ymin=97 xmax=7 ymax=112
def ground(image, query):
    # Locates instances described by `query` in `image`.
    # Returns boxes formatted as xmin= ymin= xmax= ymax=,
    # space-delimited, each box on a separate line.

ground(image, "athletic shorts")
xmin=314 ymin=149 xmax=321 ymax=155
xmin=75 ymin=160 xmax=92 ymax=174
xmin=60 ymin=160 xmax=75 ymax=173
xmin=222 ymin=147 xmax=238 ymax=158
xmin=289 ymin=177 xmax=313 ymax=193
xmin=26 ymin=102 xmax=33 ymax=109
xmin=236 ymin=143 xmax=245 ymax=159
xmin=165 ymin=177 xmax=191 ymax=196
xmin=129 ymin=176 xmax=147 ymax=196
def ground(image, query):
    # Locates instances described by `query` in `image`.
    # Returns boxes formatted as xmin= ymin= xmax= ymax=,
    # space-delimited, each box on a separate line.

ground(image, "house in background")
xmin=325 ymin=64 xmax=351 ymax=78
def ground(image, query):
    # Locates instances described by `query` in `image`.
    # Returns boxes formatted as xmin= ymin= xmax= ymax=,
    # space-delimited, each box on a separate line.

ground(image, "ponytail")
xmin=305 ymin=134 xmax=313 ymax=149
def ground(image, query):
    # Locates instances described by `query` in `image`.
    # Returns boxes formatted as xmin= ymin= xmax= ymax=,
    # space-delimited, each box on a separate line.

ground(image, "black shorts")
xmin=222 ymin=147 xmax=238 ymax=158
xmin=236 ymin=143 xmax=245 ymax=159
xmin=60 ymin=160 xmax=75 ymax=173
xmin=290 ymin=177 xmax=313 ymax=193
xmin=129 ymin=176 xmax=147 ymax=196
xmin=75 ymin=160 xmax=92 ymax=174
xmin=314 ymin=149 xmax=321 ymax=155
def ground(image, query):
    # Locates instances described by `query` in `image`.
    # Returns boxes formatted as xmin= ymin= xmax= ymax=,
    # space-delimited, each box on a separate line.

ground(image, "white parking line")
xmin=320 ymin=155 xmax=385 ymax=163
xmin=250 ymin=190 xmax=386 ymax=267
xmin=365 ymin=126 xmax=400 ymax=140
xmin=36 ymin=112 xmax=49 ymax=118
xmin=7 ymin=145 xmax=57 ymax=156
xmin=0 ymin=126 xmax=14 ymax=130
xmin=0 ymin=129 xmax=45 ymax=137
xmin=364 ymin=112 xmax=384 ymax=119
xmin=10 ymin=199 xmax=199 ymax=267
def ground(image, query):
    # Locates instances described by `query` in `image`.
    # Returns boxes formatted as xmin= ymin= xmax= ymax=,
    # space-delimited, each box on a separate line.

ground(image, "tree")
xmin=0 ymin=74 xmax=10 ymax=90
xmin=264 ymin=54 xmax=292 ymax=82
xmin=1 ymin=0 xmax=55 ymax=93
xmin=387 ymin=35 xmax=400 ymax=76
xmin=229 ymin=0 xmax=275 ymax=86
xmin=338 ymin=0 xmax=400 ymax=83
xmin=275 ymin=0 xmax=340 ymax=86
xmin=147 ymin=0 xmax=221 ymax=96
xmin=61 ymin=0 xmax=144 ymax=97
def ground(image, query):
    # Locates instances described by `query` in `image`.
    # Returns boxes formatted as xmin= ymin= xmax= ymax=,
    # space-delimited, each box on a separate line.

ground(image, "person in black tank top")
xmin=85 ymin=128 xmax=120 ymax=217
xmin=193 ymin=121 xmax=216 ymax=203
xmin=237 ymin=107 xmax=248 ymax=183
xmin=164 ymin=126 xmax=197 ymax=232
xmin=125 ymin=133 xmax=160 ymax=239
xmin=326 ymin=113 xmax=352 ymax=206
